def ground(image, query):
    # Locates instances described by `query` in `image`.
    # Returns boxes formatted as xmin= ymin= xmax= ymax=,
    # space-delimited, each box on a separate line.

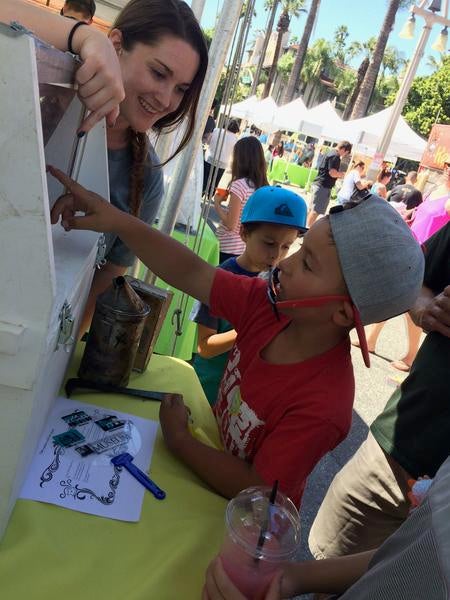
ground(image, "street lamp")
xmin=367 ymin=0 xmax=450 ymax=180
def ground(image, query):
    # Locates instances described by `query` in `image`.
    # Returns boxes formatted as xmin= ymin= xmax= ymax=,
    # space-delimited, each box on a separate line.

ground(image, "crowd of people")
xmin=2 ymin=1 xmax=450 ymax=598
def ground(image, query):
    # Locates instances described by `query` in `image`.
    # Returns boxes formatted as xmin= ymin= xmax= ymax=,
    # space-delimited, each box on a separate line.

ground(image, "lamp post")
xmin=367 ymin=0 xmax=450 ymax=180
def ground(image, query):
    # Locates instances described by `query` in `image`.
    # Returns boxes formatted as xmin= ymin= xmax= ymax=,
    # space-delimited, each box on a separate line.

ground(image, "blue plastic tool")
xmin=111 ymin=452 xmax=166 ymax=500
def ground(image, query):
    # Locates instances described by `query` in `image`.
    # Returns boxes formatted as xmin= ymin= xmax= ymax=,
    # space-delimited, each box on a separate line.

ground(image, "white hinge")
xmin=56 ymin=301 xmax=75 ymax=352
xmin=95 ymin=234 xmax=107 ymax=269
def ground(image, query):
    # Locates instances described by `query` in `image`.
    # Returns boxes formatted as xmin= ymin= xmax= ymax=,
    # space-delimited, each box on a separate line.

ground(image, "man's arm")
xmin=410 ymin=284 xmax=450 ymax=338
xmin=49 ymin=167 xmax=216 ymax=305
xmin=159 ymin=395 xmax=264 ymax=498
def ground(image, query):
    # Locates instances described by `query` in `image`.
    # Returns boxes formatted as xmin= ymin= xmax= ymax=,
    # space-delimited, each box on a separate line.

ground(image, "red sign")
xmin=420 ymin=124 xmax=450 ymax=170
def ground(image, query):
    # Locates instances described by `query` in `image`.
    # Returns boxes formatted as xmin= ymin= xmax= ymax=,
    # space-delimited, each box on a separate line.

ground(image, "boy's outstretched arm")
xmin=49 ymin=167 xmax=216 ymax=305
xmin=160 ymin=395 xmax=264 ymax=498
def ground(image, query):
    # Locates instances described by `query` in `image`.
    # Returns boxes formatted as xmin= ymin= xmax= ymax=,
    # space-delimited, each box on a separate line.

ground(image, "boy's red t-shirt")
xmin=210 ymin=269 xmax=355 ymax=506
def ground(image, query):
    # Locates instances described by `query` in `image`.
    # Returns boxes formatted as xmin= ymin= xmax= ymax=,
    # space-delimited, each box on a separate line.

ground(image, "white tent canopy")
xmin=222 ymin=95 xmax=259 ymax=120
xmin=273 ymin=97 xmax=308 ymax=132
xmin=340 ymin=107 xmax=426 ymax=161
xmin=298 ymin=100 xmax=344 ymax=139
xmin=250 ymin=97 xmax=279 ymax=132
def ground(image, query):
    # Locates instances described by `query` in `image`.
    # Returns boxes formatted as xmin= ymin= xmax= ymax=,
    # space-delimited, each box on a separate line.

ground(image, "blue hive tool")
xmin=111 ymin=452 xmax=166 ymax=500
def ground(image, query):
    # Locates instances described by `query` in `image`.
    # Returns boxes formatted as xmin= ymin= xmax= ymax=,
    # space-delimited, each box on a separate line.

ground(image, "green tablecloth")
xmin=137 ymin=220 xmax=219 ymax=360
xmin=0 ymin=348 xmax=226 ymax=600
xmin=268 ymin=159 xmax=318 ymax=189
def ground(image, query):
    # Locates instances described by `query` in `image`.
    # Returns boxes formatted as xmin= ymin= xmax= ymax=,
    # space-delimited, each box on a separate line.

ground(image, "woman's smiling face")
xmin=110 ymin=31 xmax=200 ymax=133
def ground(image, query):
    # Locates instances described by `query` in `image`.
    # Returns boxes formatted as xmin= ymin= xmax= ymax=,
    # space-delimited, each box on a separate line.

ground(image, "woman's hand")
xmin=202 ymin=557 xmax=283 ymax=600
xmin=48 ymin=165 xmax=121 ymax=232
xmin=159 ymin=393 xmax=191 ymax=454
xmin=73 ymin=27 xmax=125 ymax=133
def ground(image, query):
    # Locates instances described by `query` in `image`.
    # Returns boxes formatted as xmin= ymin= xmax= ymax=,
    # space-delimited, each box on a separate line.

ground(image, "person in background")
xmin=310 ymin=223 xmax=450 ymax=563
xmin=264 ymin=144 xmax=274 ymax=168
xmin=387 ymin=170 xmax=422 ymax=220
xmin=202 ymin=100 xmax=217 ymax=145
xmin=370 ymin=168 xmax=392 ymax=199
xmin=214 ymin=137 xmax=269 ymax=262
xmin=336 ymin=161 xmax=369 ymax=205
xmin=410 ymin=161 xmax=450 ymax=244
xmin=203 ymin=120 xmax=240 ymax=197
xmin=297 ymin=142 xmax=315 ymax=167
xmin=272 ymin=141 xmax=284 ymax=158
xmin=191 ymin=188 xmax=307 ymax=405
xmin=307 ymin=141 xmax=352 ymax=227
xmin=60 ymin=0 xmax=96 ymax=23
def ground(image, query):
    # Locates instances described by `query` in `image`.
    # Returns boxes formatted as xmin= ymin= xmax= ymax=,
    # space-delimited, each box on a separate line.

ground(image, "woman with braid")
xmin=79 ymin=0 xmax=208 ymax=333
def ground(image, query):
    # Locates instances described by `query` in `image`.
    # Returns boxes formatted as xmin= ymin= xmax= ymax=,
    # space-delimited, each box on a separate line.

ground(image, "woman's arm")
xmin=214 ymin=192 xmax=242 ymax=231
xmin=197 ymin=324 xmax=237 ymax=358
xmin=1 ymin=0 xmax=124 ymax=132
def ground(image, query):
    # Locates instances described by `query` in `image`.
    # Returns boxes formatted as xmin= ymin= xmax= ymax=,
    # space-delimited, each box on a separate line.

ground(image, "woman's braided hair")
xmin=129 ymin=130 xmax=149 ymax=217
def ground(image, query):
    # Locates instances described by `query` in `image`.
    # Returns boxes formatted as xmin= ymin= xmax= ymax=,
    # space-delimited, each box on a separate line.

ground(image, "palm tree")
xmin=262 ymin=0 xmax=306 ymax=99
xmin=350 ymin=0 xmax=412 ymax=119
xmin=333 ymin=25 xmax=349 ymax=63
xmin=282 ymin=0 xmax=322 ymax=104
xmin=300 ymin=38 xmax=336 ymax=105
xmin=426 ymin=53 xmax=444 ymax=72
xmin=250 ymin=0 xmax=279 ymax=96
xmin=339 ymin=38 xmax=376 ymax=119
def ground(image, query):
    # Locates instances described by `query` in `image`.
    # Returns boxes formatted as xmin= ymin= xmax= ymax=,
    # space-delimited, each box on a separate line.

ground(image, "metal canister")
xmin=78 ymin=276 xmax=150 ymax=386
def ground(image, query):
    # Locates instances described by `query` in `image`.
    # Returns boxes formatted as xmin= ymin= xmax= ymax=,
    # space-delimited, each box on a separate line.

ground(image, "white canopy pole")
xmin=190 ymin=0 xmax=206 ymax=20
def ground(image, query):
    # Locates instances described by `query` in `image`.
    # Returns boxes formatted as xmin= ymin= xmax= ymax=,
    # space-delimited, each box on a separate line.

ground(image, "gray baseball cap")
xmin=329 ymin=195 xmax=425 ymax=367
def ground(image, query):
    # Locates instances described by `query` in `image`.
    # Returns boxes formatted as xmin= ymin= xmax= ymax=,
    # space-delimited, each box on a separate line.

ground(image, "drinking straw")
xmin=254 ymin=480 xmax=278 ymax=562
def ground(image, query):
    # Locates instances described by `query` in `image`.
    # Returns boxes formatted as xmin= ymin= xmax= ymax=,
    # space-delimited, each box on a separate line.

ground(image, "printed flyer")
xmin=20 ymin=397 xmax=159 ymax=521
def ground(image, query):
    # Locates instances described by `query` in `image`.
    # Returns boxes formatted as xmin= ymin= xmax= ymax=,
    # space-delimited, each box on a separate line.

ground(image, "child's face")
xmin=275 ymin=218 xmax=347 ymax=315
xmin=241 ymin=224 xmax=298 ymax=272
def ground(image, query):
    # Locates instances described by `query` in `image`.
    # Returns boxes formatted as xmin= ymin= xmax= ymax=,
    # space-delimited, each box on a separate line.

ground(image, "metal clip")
xmin=95 ymin=234 xmax=107 ymax=269
xmin=171 ymin=309 xmax=183 ymax=336
xmin=56 ymin=301 xmax=75 ymax=352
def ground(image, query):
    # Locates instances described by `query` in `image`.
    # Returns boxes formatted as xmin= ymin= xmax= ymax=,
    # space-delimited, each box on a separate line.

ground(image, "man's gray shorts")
xmin=310 ymin=184 xmax=332 ymax=215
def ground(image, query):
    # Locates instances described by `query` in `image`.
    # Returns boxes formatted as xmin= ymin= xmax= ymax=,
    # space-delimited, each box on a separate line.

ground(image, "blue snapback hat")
xmin=241 ymin=186 xmax=308 ymax=232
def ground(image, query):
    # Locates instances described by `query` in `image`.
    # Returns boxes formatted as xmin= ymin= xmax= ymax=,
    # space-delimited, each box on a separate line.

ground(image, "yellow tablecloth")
xmin=0 ymin=349 xmax=227 ymax=599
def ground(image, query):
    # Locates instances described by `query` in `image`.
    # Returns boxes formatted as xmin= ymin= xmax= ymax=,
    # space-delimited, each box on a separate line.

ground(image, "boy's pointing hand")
xmin=48 ymin=165 xmax=119 ymax=233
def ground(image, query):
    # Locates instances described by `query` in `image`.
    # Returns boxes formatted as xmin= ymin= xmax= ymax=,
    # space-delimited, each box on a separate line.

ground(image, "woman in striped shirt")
xmin=214 ymin=136 xmax=269 ymax=262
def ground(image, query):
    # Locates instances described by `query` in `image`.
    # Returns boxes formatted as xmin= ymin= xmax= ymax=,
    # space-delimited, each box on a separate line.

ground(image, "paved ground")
xmin=205 ymin=188 xmax=419 ymax=598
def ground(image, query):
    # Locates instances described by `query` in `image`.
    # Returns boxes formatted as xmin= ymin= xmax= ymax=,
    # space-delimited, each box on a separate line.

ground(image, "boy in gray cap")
xmin=49 ymin=167 xmax=425 ymax=506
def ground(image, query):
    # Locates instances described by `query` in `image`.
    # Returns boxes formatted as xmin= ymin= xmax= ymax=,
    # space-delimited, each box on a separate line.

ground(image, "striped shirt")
xmin=216 ymin=178 xmax=255 ymax=255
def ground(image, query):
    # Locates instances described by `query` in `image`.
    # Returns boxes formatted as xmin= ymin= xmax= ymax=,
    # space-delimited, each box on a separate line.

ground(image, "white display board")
xmin=0 ymin=26 xmax=109 ymax=538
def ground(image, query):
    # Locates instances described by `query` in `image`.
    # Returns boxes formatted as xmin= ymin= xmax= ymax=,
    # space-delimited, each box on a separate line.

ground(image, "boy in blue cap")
xmin=191 ymin=187 xmax=308 ymax=406
xmin=49 ymin=167 xmax=425 ymax=506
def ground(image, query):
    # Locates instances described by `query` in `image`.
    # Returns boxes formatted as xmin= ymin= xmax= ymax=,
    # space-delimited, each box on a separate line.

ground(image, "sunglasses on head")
xmin=267 ymin=268 xmax=353 ymax=320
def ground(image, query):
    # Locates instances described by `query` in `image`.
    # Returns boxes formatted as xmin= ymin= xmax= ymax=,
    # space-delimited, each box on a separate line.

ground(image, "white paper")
xmin=20 ymin=397 xmax=159 ymax=522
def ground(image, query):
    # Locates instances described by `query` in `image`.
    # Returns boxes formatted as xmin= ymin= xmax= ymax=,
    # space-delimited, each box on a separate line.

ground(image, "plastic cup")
xmin=215 ymin=187 xmax=229 ymax=199
xmin=219 ymin=486 xmax=300 ymax=599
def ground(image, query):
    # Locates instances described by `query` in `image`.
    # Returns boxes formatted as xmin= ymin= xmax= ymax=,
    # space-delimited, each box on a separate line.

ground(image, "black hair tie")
xmin=67 ymin=21 xmax=88 ymax=55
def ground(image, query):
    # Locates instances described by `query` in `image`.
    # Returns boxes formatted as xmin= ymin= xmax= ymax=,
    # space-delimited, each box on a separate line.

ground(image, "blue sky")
xmin=200 ymin=0 xmax=444 ymax=77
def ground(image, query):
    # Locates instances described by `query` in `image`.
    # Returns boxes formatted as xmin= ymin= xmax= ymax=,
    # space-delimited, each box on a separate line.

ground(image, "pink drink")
xmin=220 ymin=528 xmax=280 ymax=598
xmin=219 ymin=487 xmax=300 ymax=599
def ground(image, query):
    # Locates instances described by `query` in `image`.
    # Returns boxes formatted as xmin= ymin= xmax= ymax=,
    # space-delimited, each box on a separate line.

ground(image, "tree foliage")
xmin=387 ymin=55 xmax=450 ymax=137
